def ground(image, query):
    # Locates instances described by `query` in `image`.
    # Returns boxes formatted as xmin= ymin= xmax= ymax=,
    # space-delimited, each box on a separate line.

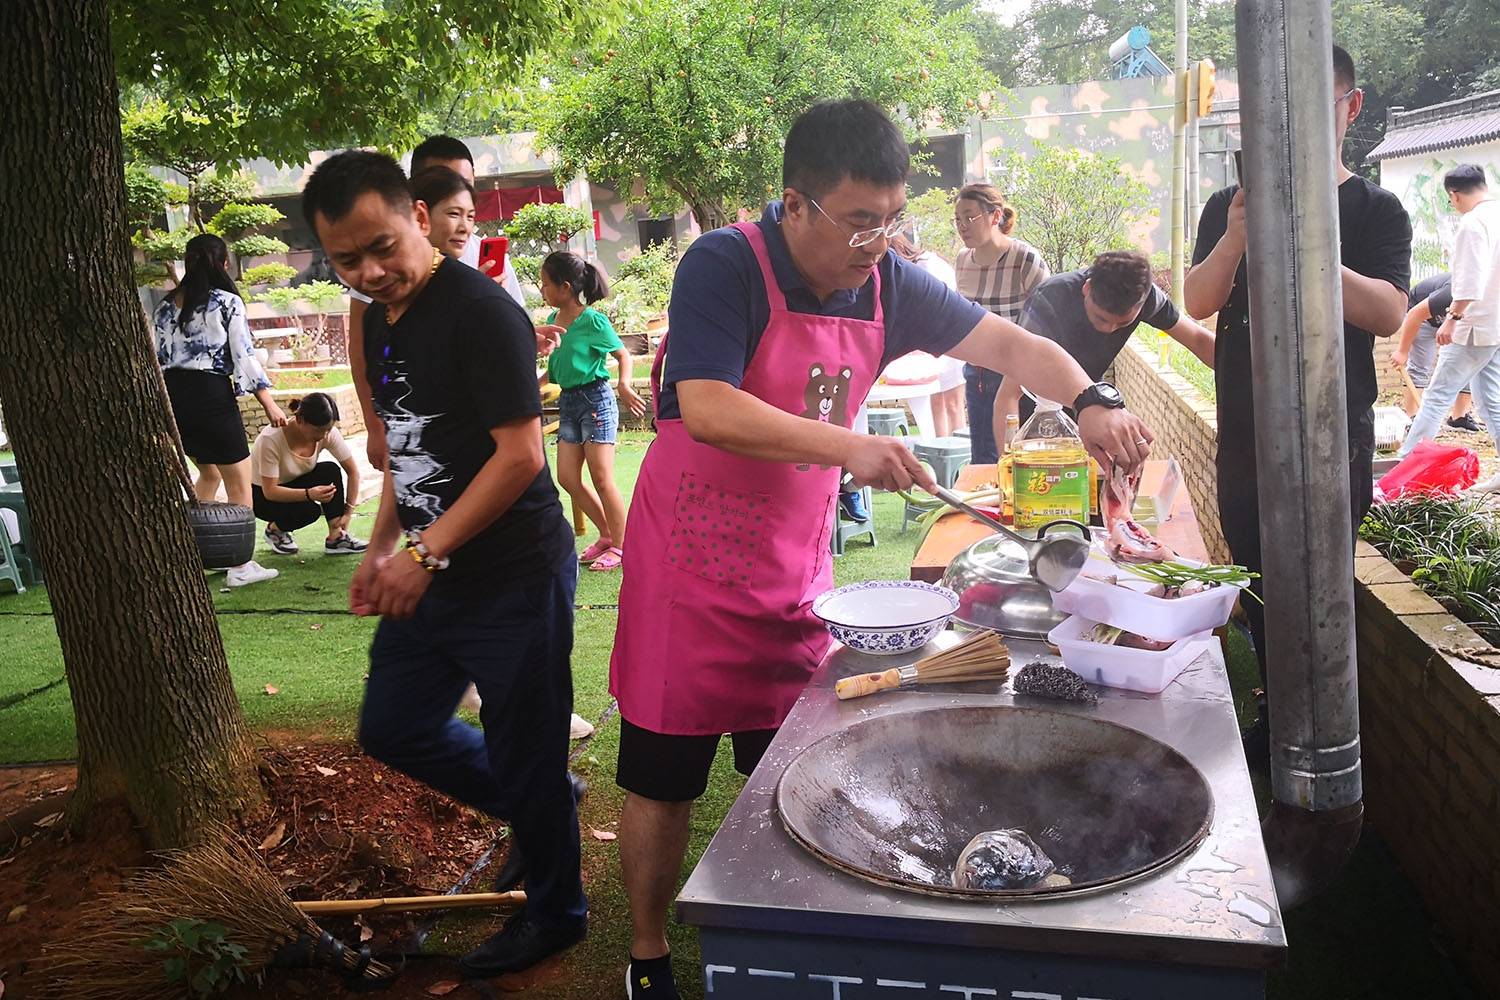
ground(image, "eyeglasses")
xmin=803 ymin=193 xmax=909 ymax=248
xmin=953 ymin=211 xmax=986 ymax=229
xmin=1334 ymin=86 xmax=1360 ymax=106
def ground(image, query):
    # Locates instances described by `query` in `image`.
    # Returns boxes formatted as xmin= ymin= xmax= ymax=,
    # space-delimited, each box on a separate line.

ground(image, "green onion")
xmin=1119 ymin=560 xmax=1263 ymax=604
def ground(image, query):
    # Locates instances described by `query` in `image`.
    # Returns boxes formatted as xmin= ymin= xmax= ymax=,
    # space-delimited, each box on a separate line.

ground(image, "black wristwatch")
xmin=1073 ymin=381 xmax=1125 ymax=414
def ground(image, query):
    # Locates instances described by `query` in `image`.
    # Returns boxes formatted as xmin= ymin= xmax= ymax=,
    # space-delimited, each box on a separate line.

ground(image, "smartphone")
xmin=478 ymin=235 xmax=509 ymax=275
xmin=1233 ymin=149 xmax=1244 ymax=189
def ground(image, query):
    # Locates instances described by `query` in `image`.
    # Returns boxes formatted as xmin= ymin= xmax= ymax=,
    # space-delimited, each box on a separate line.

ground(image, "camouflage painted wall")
xmin=1379 ymin=143 xmax=1500 ymax=283
xmin=949 ymin=72 xmax=1243 ymax=260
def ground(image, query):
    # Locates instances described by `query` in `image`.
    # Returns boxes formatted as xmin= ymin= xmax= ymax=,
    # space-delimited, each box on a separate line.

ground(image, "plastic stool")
xmin=832 ymin=487 xmax=877 ymax=556
xmin=907 ymin=436 xmax=971 ymax=489
xmin=865 ymin=408 xmax=909 ymax=437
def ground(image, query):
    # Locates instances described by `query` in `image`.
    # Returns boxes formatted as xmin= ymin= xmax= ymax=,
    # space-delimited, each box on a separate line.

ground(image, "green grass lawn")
xmin=0 ymin=430 xmax=1478 ymax=998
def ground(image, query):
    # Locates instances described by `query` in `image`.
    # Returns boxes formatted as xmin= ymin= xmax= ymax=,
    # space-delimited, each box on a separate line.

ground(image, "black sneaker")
xmin=324 ymin=531 xmax=368 ymax=555
xmin=626 ymin=953 xmax=680 ymax=999
xmin=458 ymin=911 xmax=587 ymax=977
xmin=265 ymin=525 xmax=299 ymax=555
xmin=1447 ymin=414 xmax=1482 ymax=433
xmin=492 ymin=773 xmax=589 ymax=892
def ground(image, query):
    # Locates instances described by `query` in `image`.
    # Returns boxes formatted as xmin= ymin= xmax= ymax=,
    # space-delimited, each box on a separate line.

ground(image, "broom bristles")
xmin=36 ymin=831 xmax=390 ymax=1000
xmin=912 ymin=630 xmax=1011 ymax=682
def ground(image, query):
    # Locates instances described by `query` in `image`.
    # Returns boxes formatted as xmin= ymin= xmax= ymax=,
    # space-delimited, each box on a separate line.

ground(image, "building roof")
xmin=1369 ymin=90 xmax=1500 ymax=161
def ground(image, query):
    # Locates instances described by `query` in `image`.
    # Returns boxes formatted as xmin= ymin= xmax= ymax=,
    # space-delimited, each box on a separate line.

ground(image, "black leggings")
xmin=252 ymin=462 xmax=346 ymax=532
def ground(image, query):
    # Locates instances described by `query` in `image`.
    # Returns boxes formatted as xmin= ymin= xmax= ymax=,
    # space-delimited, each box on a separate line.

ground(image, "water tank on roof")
xmin=1108 ymin=25 xmax=1153 ymax=63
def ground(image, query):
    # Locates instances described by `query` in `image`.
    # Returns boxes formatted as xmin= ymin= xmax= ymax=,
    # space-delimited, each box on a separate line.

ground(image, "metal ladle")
xmin=930 ymin=486 xmax=1090 ymax=592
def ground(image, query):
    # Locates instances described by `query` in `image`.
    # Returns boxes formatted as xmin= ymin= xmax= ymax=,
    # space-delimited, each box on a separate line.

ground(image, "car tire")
xmin=189 ymin=501 xmax=255 ymax=569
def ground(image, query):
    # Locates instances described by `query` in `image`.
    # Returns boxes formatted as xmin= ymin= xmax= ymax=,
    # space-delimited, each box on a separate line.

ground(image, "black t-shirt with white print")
xmin=364 ymin=257 xmax=572 ymax=590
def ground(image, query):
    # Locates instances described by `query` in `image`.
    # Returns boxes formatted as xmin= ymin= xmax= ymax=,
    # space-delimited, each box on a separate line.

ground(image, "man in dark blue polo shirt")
xmin=610 ymin=100 xmax=1159 ymax=999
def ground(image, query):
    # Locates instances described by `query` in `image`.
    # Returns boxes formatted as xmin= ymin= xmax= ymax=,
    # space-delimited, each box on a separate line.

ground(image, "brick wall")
xmin=237 ymin=385 xmax=366 ymax=443
xmin=1353 ymin=542 xmax=1500 ymax=995
xmin=1110 ymin=341 xmax=1231 ymax=564
xmin=1112 ymin=328 xmax=1500 ymax=995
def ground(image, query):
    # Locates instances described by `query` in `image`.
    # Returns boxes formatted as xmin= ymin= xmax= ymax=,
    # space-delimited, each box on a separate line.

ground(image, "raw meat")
xmin=1102 ymin=464 xmax=1174 ymax=564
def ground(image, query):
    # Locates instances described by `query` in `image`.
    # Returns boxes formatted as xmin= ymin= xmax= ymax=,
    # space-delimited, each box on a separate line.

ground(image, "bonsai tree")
xmin=297 ymin=279 xmax=347 ymax=357
xmin=504 ymin=202 xmax=593 ymax=287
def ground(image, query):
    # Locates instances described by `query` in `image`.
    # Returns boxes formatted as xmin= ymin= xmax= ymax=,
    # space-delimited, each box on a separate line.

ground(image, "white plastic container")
xmin=1047 ymin=615 xmax=1213 ymax=694
xmin=1051 ymin=550 xmax=1243 ymax=641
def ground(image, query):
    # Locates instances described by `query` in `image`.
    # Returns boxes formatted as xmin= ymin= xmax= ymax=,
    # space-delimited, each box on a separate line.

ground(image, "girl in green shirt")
xmin=539 ymin=251 xmax=646 ymax=571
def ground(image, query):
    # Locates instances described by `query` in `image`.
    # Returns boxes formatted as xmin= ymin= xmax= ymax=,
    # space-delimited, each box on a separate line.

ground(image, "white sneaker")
xmin=1468 ymin=472 xmax=1500 ymax=494
xmin=569 ymin=712 xmax=595 ymax=740
xmin=226 ymin=560 xmax=279 ymax=587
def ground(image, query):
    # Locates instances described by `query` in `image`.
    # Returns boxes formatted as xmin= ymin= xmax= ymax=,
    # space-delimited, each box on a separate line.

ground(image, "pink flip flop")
xmin=580 ymin=537 xmax=614 ymax=562
xmin=589 ymin=547 xmax=624 ymax=572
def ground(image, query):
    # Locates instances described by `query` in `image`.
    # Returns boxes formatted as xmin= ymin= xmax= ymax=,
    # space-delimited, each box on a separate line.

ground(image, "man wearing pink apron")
xmin=612 ymin=101 xmax=1157 ymax=999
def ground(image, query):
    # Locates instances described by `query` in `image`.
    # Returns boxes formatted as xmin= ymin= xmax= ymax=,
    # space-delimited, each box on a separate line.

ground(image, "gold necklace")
xmin=388 ymin=249 xmax=444 ymax=326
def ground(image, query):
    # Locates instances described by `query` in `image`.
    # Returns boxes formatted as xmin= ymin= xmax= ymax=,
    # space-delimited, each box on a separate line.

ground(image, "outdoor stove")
xmin=677 ymin=633 xmax=1286 ymax=998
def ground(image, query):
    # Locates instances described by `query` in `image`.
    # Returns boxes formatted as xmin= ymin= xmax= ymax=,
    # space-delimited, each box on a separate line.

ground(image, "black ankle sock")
xmin=629 ymin=953 xmax=675 ymax=991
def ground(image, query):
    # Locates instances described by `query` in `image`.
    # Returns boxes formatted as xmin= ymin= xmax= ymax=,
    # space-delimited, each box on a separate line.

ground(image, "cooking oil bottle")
xmin=1011 ymin=399 xmax=1091 ymax=535
xmin=999 ymin=413 xmax=1019 ymax=522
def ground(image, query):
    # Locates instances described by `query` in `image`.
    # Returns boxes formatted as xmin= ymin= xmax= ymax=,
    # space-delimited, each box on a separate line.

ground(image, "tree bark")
xmin=0 ymin=0 xmax=262 ymax=848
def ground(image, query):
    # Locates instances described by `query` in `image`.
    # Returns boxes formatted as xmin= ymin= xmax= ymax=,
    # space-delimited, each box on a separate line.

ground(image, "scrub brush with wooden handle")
xmin=834 ymin=630 xmax=1010 ymax=700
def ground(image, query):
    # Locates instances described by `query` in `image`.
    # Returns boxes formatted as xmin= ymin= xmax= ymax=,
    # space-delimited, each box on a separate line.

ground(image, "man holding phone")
xmin=1185 ymin=45 xmax=1411 ymax=757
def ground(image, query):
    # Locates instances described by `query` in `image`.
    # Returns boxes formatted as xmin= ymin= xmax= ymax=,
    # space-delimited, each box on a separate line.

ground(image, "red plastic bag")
xmin=1377 ymin=441 xmax=1480 ymax=498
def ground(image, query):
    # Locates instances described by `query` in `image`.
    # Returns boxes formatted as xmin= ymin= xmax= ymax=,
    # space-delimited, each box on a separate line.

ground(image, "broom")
xmin=35 ymin=833 xmax=524 ymax=1000
xmin=834 ymin=629 xmax=1011 ymax=700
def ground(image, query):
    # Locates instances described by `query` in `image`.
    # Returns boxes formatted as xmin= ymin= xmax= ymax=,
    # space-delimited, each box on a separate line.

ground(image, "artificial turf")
xmin=0 ymin=431 xmax=1478 ymax=998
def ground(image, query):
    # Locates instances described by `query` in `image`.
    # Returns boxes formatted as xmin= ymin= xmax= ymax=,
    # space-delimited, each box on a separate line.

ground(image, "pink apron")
xmin=610 ymin=222 xmax=887 ymax=735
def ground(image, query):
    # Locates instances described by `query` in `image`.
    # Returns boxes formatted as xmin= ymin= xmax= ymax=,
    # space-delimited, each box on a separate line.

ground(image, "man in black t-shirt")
xmin=1185 ymin=45 xmax=1412 ymax=698
xmin=302 ymin=151 xmax=586 ymax=978
xmin=997 ymin=251 xmax=1215 ymax=428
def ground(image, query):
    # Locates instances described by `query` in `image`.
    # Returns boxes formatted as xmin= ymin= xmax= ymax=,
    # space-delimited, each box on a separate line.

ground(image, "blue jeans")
xmin=358 ymin=558 xmax=586 ymax=928
xmin=558 ymin=379 xmax=618 ymax=445
xmin=1398 ymin=341 xmax=1500 ymax=457
xmin=964 ymin=365 xmax=1004 ymax=464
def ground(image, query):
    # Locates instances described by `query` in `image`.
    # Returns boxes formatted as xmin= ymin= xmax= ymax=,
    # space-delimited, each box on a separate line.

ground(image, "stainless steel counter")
xmin=677 ymin=632 xmax=1286 ymax=997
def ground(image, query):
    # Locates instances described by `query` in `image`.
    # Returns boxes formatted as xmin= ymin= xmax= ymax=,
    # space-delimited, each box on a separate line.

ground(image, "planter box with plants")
xmin=1353 ymin=495 xmax=1500 ymax=995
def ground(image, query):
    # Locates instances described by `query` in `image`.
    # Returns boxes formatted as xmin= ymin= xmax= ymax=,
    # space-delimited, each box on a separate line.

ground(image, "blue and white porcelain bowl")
xmin=812 ymin=580 xmax=960 ymax=655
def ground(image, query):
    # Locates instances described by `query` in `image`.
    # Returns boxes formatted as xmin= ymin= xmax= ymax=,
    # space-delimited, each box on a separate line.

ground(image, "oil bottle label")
xmin=1012 ymin=461 xmax=1090 ymax=529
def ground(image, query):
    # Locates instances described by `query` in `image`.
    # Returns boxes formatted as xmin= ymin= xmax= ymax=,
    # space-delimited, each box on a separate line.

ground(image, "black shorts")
xmin=616 ymin=718 xmax=777 ymax=802
xmin=164 ymin=368 xmax=250 ymax=465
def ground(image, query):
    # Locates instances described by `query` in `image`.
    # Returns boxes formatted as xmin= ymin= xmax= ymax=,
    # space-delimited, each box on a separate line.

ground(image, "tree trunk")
xmin=0 ymin=0 xmax=262 ymax=848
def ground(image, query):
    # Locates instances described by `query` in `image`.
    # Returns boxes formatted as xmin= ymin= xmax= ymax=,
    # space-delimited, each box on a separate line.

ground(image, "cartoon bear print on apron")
xmin=610 ymin=221 xmax=888 ymax=735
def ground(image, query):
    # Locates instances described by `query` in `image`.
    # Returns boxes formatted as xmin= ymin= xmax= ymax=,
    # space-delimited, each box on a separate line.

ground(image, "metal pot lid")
xmin=941 ymin=534 xmax=1067 ymax=640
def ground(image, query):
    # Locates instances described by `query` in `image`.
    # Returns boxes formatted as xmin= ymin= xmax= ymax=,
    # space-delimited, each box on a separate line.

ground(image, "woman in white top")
xmin=250 ymin=392 xmax=367 ymax=556
xmin=953 ymin=183 xmax=1051 ymax=463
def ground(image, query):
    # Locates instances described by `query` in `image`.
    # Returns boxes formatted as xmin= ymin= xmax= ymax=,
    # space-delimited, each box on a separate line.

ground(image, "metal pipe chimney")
xmin=1235 ymin=0 xmax=1365 ymax=906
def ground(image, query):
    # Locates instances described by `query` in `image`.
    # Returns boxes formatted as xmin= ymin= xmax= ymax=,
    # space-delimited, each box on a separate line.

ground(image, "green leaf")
xmin=162 ymin=956 xmax=188 ymax=983
xmin=230 ymin=234 xmax=290 ymax=260
xmin=241 ymin=263 xmax=298 ymax=287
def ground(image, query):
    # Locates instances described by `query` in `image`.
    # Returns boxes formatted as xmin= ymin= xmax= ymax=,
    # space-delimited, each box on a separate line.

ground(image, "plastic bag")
xmin=1376 ymin=440 xmax=1480 ymax=498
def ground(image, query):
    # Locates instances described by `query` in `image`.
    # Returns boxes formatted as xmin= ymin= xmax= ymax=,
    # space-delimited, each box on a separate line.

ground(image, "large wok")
xmin=777 ymin=705 xmax=1214 ymax=899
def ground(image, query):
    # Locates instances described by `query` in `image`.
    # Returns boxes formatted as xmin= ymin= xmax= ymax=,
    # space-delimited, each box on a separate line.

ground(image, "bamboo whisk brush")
xmin=834 ymin=630 xmax=1010 ymax=700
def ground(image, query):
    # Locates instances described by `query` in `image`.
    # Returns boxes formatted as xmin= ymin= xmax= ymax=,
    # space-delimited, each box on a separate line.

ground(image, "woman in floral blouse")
xmin=153 ymin=233 xmax=283 ymax=586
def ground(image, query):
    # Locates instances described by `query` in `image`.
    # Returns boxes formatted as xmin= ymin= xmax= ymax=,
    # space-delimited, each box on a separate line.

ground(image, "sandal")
xmin=579 ymin=536 xmax=614 ymax=562
xmin=588 ymin=547 xmax=623 ymax=572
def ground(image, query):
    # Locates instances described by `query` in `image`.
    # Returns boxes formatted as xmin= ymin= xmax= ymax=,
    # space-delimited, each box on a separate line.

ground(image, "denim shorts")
xmin=557 ymin=379 xmax=618 ymax=445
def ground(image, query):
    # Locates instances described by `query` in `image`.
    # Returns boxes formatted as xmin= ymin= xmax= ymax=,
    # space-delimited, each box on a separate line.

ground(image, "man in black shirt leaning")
xmin=302 ymin=151 xmax=587 ymax=976
xmin=1185 ymin=44 xmax=1412 ymax=711
xmin=1390 ymin=273 xmax=1478 ymax=430
xmin=996 ymin=251 xmax=1215 ymax=431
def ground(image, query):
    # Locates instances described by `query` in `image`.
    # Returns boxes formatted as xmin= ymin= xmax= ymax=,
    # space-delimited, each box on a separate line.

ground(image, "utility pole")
xmin=1169 ymin=0 xmax=1188 ymax=309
